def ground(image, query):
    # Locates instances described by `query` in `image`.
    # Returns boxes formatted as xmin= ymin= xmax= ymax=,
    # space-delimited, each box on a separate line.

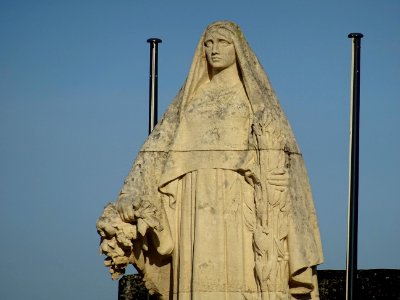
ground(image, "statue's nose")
xmin=212 ymin=42 xmax=219 ymax=54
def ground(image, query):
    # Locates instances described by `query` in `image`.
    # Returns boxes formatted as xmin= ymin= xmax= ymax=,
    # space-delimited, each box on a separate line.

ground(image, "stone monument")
xmin=97 ymin=21 xmax=324 ymax=300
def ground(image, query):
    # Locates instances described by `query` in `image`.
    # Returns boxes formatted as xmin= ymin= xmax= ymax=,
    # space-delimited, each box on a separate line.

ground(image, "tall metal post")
xmin=346 ymin=32 xmax=363 ymax=300
xmin=147 ymin=38 xmax=162 ymax=134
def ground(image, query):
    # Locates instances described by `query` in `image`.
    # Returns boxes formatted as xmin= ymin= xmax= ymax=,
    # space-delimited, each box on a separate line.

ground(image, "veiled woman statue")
xmin=97 ymin=21 xmax=323 ymax=300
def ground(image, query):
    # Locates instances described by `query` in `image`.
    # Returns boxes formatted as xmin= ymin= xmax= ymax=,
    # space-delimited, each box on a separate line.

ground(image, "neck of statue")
xmin=210 ymin=63 xmax=241 ymax=87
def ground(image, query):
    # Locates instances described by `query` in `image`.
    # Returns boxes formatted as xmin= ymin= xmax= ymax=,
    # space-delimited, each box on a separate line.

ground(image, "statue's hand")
xmin=116 ymin=196 xmax=161 ymax=235
xmin=116 ymin=195 xmax=136 ymax=222
xmin=266 ymin=168 xmax=289 ymax=191
xmin=114 ymin=196 xmax=172 ymax=255
xmin=266 ymin=167 xmax=289 ymax=206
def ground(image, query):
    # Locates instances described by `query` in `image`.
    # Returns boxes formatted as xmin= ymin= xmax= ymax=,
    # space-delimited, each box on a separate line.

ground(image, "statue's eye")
xmin=219 ymin=39 xmax=230 ymax=46
xmin=204 ymin=40 xmax=213 ymax=48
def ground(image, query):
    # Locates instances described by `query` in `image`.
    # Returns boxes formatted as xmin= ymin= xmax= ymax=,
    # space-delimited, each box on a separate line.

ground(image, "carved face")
xmin=204 ymin=28 xmax=236 ymax=70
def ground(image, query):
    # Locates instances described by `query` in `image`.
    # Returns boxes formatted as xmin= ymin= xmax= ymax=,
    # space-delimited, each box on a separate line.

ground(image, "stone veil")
xmin=96 ymin=21 xmax=324 ymax=300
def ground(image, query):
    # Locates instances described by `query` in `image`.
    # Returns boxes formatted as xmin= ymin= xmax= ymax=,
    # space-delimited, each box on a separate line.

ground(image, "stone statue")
xmin=97 ymin=21 xmax=323 ymax=300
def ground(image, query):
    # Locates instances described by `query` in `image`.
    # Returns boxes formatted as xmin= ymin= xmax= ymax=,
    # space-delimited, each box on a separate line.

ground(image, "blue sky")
xmin=1 ymin=1 xmax=399 ymax=299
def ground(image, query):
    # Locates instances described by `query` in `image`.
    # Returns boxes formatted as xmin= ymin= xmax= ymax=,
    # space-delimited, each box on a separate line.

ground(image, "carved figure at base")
xmin=97 ymin=21 xmax=324 ymax=300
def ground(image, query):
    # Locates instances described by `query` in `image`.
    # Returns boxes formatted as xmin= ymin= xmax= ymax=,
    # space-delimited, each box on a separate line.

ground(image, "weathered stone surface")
xmin=97 ymin=21 xmax=323 ymax=299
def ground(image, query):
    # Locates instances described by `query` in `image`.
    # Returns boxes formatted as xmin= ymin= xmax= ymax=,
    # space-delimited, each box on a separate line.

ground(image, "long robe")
xmin=160 ymin=82 xmax=259 ymax=299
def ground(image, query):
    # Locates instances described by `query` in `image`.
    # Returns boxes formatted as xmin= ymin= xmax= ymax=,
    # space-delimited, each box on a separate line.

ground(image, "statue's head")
xmin=203 ymin=25 xmax=236 ymax=71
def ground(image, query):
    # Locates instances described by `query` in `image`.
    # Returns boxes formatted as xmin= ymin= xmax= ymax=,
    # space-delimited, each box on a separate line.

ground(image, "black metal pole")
xmin=346 ymin=32 xmax=363 ymax=300
xmin=147 ymin=38 xmax=162 ymax=134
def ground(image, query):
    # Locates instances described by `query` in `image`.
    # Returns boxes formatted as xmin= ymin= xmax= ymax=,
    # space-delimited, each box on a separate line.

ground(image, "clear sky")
xmin=1 ymin=1 xmax=399 ymax=299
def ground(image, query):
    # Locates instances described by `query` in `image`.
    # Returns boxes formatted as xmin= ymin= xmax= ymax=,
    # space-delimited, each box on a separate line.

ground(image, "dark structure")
xmin=319 ymin=269 xmax=400 ymax=299
xmin=119 ymin=270 xmax=400 ymax=300
xmin=118 ymin=274 xmax=158 ymax=300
